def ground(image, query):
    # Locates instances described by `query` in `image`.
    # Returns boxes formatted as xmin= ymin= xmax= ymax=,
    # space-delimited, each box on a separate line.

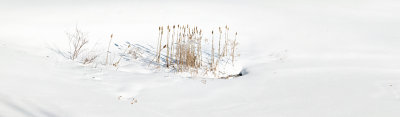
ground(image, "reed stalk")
xmin=106 ymin=34 xmax=113 ymax=65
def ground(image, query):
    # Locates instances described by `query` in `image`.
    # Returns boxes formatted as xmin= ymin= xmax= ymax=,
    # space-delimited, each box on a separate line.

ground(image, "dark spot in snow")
xmin=114 ymin=43 xmax=119 ymax=47
xmin=220 ymin=68 xmax=247 ymax=79
xmin=239 ymin=68 xmax=248 ymax=76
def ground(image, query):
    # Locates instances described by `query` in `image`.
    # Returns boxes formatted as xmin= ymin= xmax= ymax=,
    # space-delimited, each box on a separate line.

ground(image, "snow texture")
xmin=1 ymin=0 xmax=400 ymax=117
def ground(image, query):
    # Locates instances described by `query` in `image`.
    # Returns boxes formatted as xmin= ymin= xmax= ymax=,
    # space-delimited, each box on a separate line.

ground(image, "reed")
xmin=157 ymin=27 xmax=164 ymax=63
xmin=223 ymin=25 xmax=229 ymax=57
xmin=170 ymin=25 xmax=175 ymax=67
xmin=155 ymin=27 xmax=160 ymax=63
xmin=106 ymin=34 xmax=113 ymax=65
xmin=113 ymin=45 xmax=131 ymax=68
xmin=231 ymin=32 xmax=238 ymax=64
xmin=218 ymin=27 xmax=222 ymax=58
xmin=153 ymin=25 xmax=238 ymax=77
xmin=211 ymin=30 xmax=215 ymax=71
xmin=166 ymin=26 xmax=170 ymax=68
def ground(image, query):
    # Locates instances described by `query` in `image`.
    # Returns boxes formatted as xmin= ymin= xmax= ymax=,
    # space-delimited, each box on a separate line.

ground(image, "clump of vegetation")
xmin=66 ymin=27 xmax=101 ymax=65
xmin=63 ymin=25 xmax=240 ymax=78
xmin=153 ymin=25 xmax=239 ymax=78
xmin=67 ymin=27 xmax=89 ymax=60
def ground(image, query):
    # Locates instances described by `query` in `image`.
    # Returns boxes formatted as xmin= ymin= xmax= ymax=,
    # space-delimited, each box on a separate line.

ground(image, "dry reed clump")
xmin=67 ymin=27 xmax=89 ymax=60
xmin=153 ymin=25 xmax=239 ymax=77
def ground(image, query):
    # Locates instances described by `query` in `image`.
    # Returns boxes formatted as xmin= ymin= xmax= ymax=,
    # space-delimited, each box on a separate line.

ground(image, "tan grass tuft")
xmin=153 ymin=25 xmax=239 ymax=77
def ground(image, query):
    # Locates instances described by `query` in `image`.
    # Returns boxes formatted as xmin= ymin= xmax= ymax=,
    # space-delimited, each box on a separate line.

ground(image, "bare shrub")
xmin=67 ymin=27 xmax=89 ymax=60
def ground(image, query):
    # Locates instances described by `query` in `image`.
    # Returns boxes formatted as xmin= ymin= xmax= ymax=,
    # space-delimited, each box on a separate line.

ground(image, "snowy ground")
xmin=1 ymin=0 xmax=400 ymax=117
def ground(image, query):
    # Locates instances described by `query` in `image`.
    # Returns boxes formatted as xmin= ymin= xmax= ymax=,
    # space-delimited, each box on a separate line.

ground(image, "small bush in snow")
xmin=66 ymin=27 xmax=89 ymax=60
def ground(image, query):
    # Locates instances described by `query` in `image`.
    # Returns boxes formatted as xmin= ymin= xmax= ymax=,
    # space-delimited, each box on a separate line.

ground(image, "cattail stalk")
xmin=166 ymin=26 xmax=170 ymax=67
xmin=232 ymin=32 xmax=237 ymax=64
xmin=211 ymin=30 xmax=215 ymax=70
xmin=113 ymin=45 xmax=131 ymax=68
xmin=157 ymin=26 xmax=164 ymax=63
xmin=170 ymin=25 xmax=175 ymax=66
xmin=106 ymin=34 xmax=113 ymax=65
xmin=218 ymin=27 xmax=222 ymax=58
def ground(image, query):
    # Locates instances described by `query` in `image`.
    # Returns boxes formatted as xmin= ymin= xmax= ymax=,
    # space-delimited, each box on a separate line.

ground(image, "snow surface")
xmin=1 ymin=0 xmax=400 ymax=116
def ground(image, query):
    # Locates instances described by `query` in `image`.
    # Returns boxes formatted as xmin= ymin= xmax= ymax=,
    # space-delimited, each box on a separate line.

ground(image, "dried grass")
xmin=153 ymin=25 xmax=239 ymax=77
xmin=83 ymin=54 xmax=98 ymax=64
